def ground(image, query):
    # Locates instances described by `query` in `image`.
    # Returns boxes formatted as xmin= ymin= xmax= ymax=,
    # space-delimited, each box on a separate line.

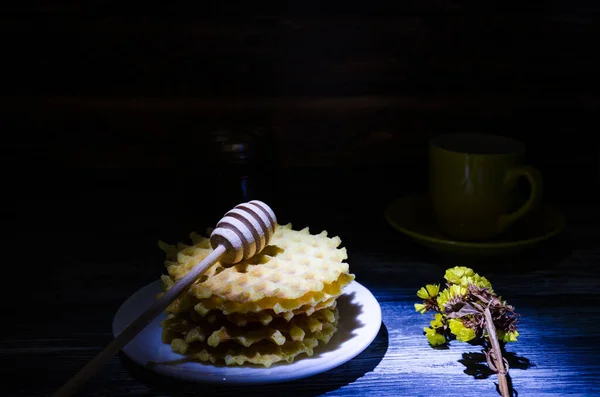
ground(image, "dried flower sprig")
xmin=415 ymin=266 xmax=520 ymax=397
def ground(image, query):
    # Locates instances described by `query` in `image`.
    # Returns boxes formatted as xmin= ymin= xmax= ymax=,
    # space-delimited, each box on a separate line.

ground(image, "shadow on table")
xmin=459 ymin=348 xmax=535 ymax=397
xmin=459 ymin=349 xmax=534 ymax=380
xmin=119 ymin=322 xmax=389 ymax=397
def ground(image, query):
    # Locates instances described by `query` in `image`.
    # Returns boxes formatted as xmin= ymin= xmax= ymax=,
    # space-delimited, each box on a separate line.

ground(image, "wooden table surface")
xmin=4 ymin=168 xmax=599 ymax=397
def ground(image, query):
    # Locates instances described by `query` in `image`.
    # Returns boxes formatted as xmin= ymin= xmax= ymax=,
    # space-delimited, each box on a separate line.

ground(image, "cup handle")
xmin=498 ymin=165 xmax=543 ymax=233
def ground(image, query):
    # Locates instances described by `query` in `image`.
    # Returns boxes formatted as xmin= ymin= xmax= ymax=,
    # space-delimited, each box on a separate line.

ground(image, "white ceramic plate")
xmin=112 ymin=280 xmax=382 ymax=385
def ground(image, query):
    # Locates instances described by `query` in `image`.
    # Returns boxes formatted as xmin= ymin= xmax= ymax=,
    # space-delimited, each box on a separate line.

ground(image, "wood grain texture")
xmin=2 ymin=94 xmax=598 ymax=170
xmin=1 ymin=12 xmax=598 ymax=96
xmin=2 ymin=7 xmax=598 ymax=394
xmin=3 ymin=168 xmax=599 ymax=397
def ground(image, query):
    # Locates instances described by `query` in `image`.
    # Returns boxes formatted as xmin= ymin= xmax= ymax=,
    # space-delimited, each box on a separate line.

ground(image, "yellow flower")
xmin=474 ymin=275 xmax=493 ymax=290
xmin=437 ymin=284 xmax=468 ymax=308
xmin=444 ymin=266 xmax=494 ymax=292
xmin=454 ymin=274 xmax=494 ymax=292
xmin=497 ymin=330 xmax=519 ymax=343
xmin=448 ymin=319 xmax=476 ymax=342
xmin=416 ymin=284 xmax=440 ymax=299
xmin=430 ymin=313 xmax=444 ymax=328
xmin=414 ymin=303 xmax=427 ymax=314
xmin=424 ymin=327 xmax=447 ymax=346
xmin=444 ymin=266 xmax=475 ymax=284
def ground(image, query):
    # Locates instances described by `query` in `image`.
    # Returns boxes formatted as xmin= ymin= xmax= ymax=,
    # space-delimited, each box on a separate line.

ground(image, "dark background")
xmin=2 ymin=3 xmax=600 ymax=396
xmin=2 ymin=3 xmax=599 ymax=270
xmin=3 ymin=4 xmax=599 ymax=171
xmin=3 ymin=1 xmax=599 ymax=277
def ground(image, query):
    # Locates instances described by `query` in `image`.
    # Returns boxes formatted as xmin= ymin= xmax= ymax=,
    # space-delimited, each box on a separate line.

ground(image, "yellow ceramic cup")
xmin=429 ymin=133 xmax=543 ymax=241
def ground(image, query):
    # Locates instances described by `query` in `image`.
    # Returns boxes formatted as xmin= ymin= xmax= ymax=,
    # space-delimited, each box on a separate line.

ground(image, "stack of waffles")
xmin=158 ymin=223 xmax=355 ymax=367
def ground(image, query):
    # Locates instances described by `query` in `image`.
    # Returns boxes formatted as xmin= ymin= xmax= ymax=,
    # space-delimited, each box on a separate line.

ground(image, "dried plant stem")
xmin=483 ymin=306 xmax=510 ymax=397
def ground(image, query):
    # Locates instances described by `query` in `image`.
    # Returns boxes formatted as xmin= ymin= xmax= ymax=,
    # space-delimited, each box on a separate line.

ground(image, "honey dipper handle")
xmin=53 ymin=244 xmax=227 ymax=397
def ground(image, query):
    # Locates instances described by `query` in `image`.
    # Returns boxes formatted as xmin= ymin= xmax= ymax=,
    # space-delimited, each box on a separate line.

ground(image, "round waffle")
xmin=157 ymin=223 xmax=353 ymax=367
xmin=162 ymin=308 xmax=339 ymax=368
xmin=159 ymin=223 xmax=354 ymax=315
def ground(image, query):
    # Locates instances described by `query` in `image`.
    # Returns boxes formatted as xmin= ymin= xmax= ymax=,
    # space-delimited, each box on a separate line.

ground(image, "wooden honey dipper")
xmin=54 ymin=200 xmax=277 ymax=397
